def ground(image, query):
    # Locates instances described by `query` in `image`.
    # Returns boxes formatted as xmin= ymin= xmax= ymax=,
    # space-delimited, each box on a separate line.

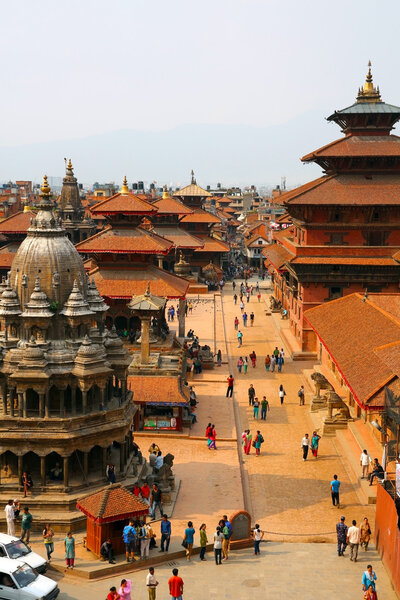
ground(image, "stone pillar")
xmin=83 ymin=451 xmax=89 ymax=479
xmin=121 ymin=379 xmax=127 ymax=402
xmin=101 ymin=387 xmax=106 ymax=411
xmin=39 ymin=393 xmax=45 ymax=418
xmin=82 ymin=390 xmax=87 ymax=414
xmin=10 ymin=389 xmax=15 ymax=418
xmin=178 ymin=298 xmax=186 ymax=338
xmin=59 ymin=389 xmax=65 ymax=417
xmin=63 ymin=457 xmax=69 ymax=489
xmin=71 ymin=387 xmax=76 ymax=415
xmin=1 ymin=383 xmax=7 ymax=415
xmin=141 ymin=316 xmax=150 ymax=364
xmin=17 ymin=455 xmax=23 ymax=489
xmin=22 ymin=391 xmax=27 ymax=418
xmin=40 ymin=456 xmax=46 ymax=488
xmin=44 ymin=392 xmax=50 ymax=418
xmin=18 ymin=392 xmax=23 ymax=418
xmin=102 ymin=447 xmax=108 ymax=475
xmin=157 ymin=255 xmax=163 ymax=269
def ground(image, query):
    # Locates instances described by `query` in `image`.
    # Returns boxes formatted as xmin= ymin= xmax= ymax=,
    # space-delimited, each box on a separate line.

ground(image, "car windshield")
xmin=5 ymin=540 xmax=31 ymax=559
xmin=12 ymin=564 xmax=37 ymax=587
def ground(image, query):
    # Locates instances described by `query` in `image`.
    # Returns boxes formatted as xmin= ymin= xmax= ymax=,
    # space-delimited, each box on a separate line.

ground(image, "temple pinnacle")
xmin=120 ymin=175 xmax=129 ymax=194
xmin=40 ymin=175 xmax=51 ymax=197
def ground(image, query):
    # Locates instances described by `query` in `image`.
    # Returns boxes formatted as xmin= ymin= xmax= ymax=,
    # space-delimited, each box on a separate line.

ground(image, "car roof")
xmin=0 ymin=557 xmax=25 ymax=570
xmin=0 ymin=534 xmax=19 ymax=544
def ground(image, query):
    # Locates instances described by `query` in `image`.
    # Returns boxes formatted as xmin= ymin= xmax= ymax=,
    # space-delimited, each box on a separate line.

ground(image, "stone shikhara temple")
xmin=0 ymin=176 xmax=136 ymax=529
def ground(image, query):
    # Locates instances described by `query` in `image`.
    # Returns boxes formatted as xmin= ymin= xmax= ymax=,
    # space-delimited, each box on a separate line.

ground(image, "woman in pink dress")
xmin=119 ymin=579 xmax=131 ymax=600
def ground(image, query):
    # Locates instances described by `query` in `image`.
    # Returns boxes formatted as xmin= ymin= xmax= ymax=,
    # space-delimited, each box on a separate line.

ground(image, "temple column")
xmin=1 ymin=383 xmax=7 ymax=415
xmin=44 ymin=392 xmax=50 ymax=418
xmin=140 ymin=316 xmax=150 ymax=363
xmin=22 ymin=391 xmax=27 ymax=418
xmin=71 ymin=387 xmax=76 ymax=415
xmin=10 ymin=389 xmax=15 ymax=417
xmin=59 ymin=389 xmax=65 ymax=417
xmin=18 ymin=392 xmax=23 ymax=418
xmin=82 ymin=390 xmax=87 ymax=414
xmin=39 ymin=393 xmax=45 ymax=418
xmin=83 ymin=451 xmax=89 ymax=479
xmin=178 ymin=298 xmax=186 ymax=337
xmin=40 ymin=456 xmax=46 ymax=488
xmin=17 ymin=455 xmax=23 ymax=489
xmin=157 ymin=255 xmax=163 ymax=269
xmin=101 ymin=386 xmax=106 ymax=410
xmin=63 ymin=456 xmax=69 ymax=489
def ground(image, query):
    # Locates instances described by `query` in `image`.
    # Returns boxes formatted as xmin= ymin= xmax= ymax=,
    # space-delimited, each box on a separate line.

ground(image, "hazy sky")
xmin=1 ymin=0 xmax=400 ymax=182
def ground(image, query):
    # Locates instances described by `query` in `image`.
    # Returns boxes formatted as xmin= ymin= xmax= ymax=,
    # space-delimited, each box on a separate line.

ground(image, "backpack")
xmin=259 ymin=434 xmax=264 ymax=444
xmin=298 ymin=389 xmax=303 ymax=397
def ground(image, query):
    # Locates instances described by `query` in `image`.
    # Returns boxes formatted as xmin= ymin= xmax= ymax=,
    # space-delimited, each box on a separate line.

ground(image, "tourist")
xmin=141 ymin=482 xmax=151 ymax=506
xmin=119 ymin=579 xmax=132 ymax=600
xmin=298 ymin=385 xmax=305 ymax=406
xmin=20 ymin=506 xmax=32 ymax=544
xmin=183 ymin=521 xmax=195 ymax=560
xmin=360 ymin=449 xmax=372 ymax=479
xmin=123 ymin=519 xmax=136 ymax=563
xmin=246 ymin=292 xmax=250 ymax=303
xmin=347 ymin=519 xmax=360 ymax=562
xmin=277 ymin=354 xmax=283 ymax=372
xmin=21 ymin=472 xmax=32 ymax=498
xmin=243 ymin=356 xmax=248 ymax=374
xmin=331 ymin=474 xmax=341 ymax=507
xmin=249 ymin=350 xmax=256 ymax=368
xmin=237 ymin=357 xmax=244 ymax=373
xmin=368 ymin=459 xmax=384 ymax=486
xmin=257 ymin=292 xmax=261 ymax=302
xmin=106 ymin=463 xmax=116 ymax=484
xmin=248 ymin=383 xmax=256 ymax=406
xmin=193 ymin=356 xmax=202 ymax=374
xmin=199 ymin=523 xmax=207 ymax=560
xmin=256 ymin=282 xmax=259 ymax=292
xmin=254 ymin=430 xmax=264 ymax=456
xmin=205 ymin=423 xmax=212 ymax=447
xmin=242 ymin=311 xmax=248 ymax=326
xmin=261 ymin=396 xmax=269 ymax=420
xmin=265 ymin=355 xmax=271 ymax=371
xmin=240 ymin=300 xmax=245 ymax=312
xmin=250 ymin=312 xmax=254 ymax=326
xmin=168 ymin=568 xmax=184 ymax=599
xmin=188 ymin=301 xmax=193 ymax=313
xmin=360 ymin=517 xmax=371 ymax=551
xmin=216 ymin=349 xmax=222 ymax=366
xmin=362 ymin=565 xmax=377 ymax=595
xmin=160 ymin=514 xmax=171 ymax=552
xmin=232 ymin=281 xmax=236 ymax=290
xmin=273 ymin=346 xmax=279 ymax=359
xmin=278 ymin=384 xmax=286 ymax=405
xmin=237 ymin=330 xmax=243 ymax=347
xmin=270 ymin=354 xmax=276 ymax=372
xmin=208 ymin=425 xmax=217 ymax=450
xmin=154 ymin=451 xmax=164 ymax=472
xmin=42 ymin=523 xmax=55 ymax=561
xmin=140 ymin=522 xmax=151 ymax=559
xmin=107 ymin=586 xmax=120 ymax=600
xmin=311 ymin=431 xmax=321 ymax=458
xmin=226 ymin=375 xmax=234 ymax=397
xmin=252 ymin=524 xmax=264 ymax=555
xmin=64 ymin=531 xmax=75 ymax=569
xmin=301 ymin=433 xmax=311 ymax=461
xmin=150 ymin=484 xmax=163 ymax=520
xmin=253 ymin=397 xmax=260 ymax=419
xmin=336 ymin=516 xmax=347 ymax=556
xmin=243 ymin=430 xmax=252 ymax=455
xmin=148 ymin=443 xmax=160 ymax=455
xmin=12 ymin=499 xmax=20 ymax=519
xmin=5 ymin=500 xmax=15 ymax=536
xmin=280 ymin=348 xmax=285 ymax=363
xmin=146 ymin=567 xmax=159 ymax=600
xmin=219 ymin=519 xmax=229 ymax=561
xmin=364 ymin=585 xmax=377 ymax=600
xmin=213 ymin=526 xmax=223 ymax=565
xmin=234 ymin=316 xmax=239 ymax=330
xmin=133 ymin=483 xmax=141 ymax=497
xmin=223 ymin=515 xmax=233 ymax=549
xmin=100 ymin=538 xmax=116 ymax=564
xmin=233 ymin=293 xmax=237 ymax=305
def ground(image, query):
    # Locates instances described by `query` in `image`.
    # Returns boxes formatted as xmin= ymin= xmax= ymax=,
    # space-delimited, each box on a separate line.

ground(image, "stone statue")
xmin=326 ymin=391 xmax=351 ymax=420
xmin=52 ymin=272 xmax=60 ymax=287
xmin=311 ymin=371 xmax=334 ymax=399
xmin=21 ymin=274 xmax=28 ymax=287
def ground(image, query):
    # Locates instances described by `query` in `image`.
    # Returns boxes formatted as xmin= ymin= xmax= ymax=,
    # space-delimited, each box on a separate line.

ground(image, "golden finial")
xmin=40 ymin=175 xmax=51 ymax=197
xmin=163 ymin=184 xmax=169 ymax=199
xmin=357 ymin=61 xmax=382 ymax=103
xmin=120 ymin=176 xmax=129 ymax=194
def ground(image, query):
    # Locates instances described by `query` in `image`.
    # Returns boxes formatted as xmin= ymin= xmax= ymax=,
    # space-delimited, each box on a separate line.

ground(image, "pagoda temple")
xmin=264 ymin=63 xmax=400 ymax=354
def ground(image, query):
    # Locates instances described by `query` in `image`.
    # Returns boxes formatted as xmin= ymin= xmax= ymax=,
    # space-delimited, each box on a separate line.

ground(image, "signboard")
xmin=144 ymin=417 xmax=178 ymax=431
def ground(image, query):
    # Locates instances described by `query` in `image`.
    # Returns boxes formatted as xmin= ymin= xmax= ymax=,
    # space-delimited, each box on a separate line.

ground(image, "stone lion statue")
xmin=325 ymin=391 xmax=351 ymax=420
xmin=311 ymin=372 xmax=334 ymax=399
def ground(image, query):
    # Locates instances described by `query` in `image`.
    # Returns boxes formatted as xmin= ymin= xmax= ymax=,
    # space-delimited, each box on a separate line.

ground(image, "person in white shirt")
xmin=4 ymin=500 xmax=14 ymax=536
xmin=146 ymin=566 xmax=158 ymax=600
xmin=301 ymin=434 xmax=311 ymax=461
xmin=360 ymin=449 xmax=371 ymax=479
xmin=213 ymin=526 xmax=224 ymax=565
xmin=252 ymin=524 xmax=264 ymax=555
xmin=347 ymin=519 xmax=361 ymax=562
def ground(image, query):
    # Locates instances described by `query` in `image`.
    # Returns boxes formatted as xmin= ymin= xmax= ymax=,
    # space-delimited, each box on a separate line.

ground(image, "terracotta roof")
xmin=128 ymin=375 xmax=189 ymax=406
xmin=75 ymin=226 xmax=173 ymax=255
xmin=193 ymin=235 xmax=230 ymax=253
xmin=152 ymin=195 xmax=193 ymax=216
xmin=216 ymin=197 xmax=232 ymax=204
xmin=245 ymin=232 xmax=270 ymax=248
xmin=290 ymin=256 xmax=399 ymax=266
xmin=180 ymin=208 xmax=221 ymax=224
xmin=0 ymin=242 xmax=20 ymax=268
xmin=89 ymin=265 xmax=189 ymax=299
xmin=152 ymin=226 xmax=204 ymax=249
xmin=367 ymin=293 xmax=400 ymax=320
xmin=302 ymin=134 xmax=400 ymax=161
xmin=304 ymin=293 xmax=400 ymax=408
xmin=282 ymin=173 xmax=400 ymax=206
xmin=90 ymin=192 xmax=158 ymax=215
xmin=272 ymin=228 xmax=294 ymax=243
xmin=0 ymin=210 xmax=36 ymax=234
xmin=174 ymin=183 xmax=211 ymax=198
xmin=263 ymin=243 xmax=294 ymax=270
xmin=274 ymin=213 xmax=292 ymax=224
xmin=77 ymin=483 xmax=148 ymax=524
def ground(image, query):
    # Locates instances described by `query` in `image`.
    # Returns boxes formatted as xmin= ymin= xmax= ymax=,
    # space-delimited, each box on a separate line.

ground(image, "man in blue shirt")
xmin=336 ymin=516 xmax=347 ymax=556
xmin=362 ymin=565 xmax=377 ymax=593
xmin=160 ymin=514 xmax=171 ymax=552
xmin=331 ymin=474 xmax=341 ymax=507
xmin=122 ymin=519 xmax=136 ymax=563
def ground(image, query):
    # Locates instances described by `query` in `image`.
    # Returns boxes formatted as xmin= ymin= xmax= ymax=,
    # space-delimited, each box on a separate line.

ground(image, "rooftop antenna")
xmin=281 ymin=176 xmax=286 ymax=191
xmin=362 ymin=289 xmax=368 ymax=302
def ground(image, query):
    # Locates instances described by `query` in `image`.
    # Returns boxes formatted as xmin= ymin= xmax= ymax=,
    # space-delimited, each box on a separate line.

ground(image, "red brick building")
xmin=264 ymin=64 xmax=400 ymax=353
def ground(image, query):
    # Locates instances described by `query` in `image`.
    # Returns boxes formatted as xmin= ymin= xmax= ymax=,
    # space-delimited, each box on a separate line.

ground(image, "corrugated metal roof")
xmin=328 ymin=101 xmax=400 ymax=118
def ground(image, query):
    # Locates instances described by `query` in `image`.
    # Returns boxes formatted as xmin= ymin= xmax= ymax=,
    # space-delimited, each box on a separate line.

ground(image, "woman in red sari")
xmin=249 ymin=351 xmax=257 ymax=368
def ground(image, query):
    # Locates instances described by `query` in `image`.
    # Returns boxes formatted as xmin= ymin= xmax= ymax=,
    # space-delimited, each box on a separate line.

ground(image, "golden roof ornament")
xmin=65 ymin=158 xmax=74 ymax=177
xmin=120 ymin=176 xmax=129 ymax=194
xmin=162 ymin=184 xmax=169 ymax=199
xmin=356 ymin=61 xmax=382 ymax=103
xmin=40 ymin=175 xmax=51 ymax=198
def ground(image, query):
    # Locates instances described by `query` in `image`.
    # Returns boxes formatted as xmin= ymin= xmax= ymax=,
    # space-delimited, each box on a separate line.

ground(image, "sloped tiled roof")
xmin=302 ymin=134 xmax=400 ymax=161
xmin=0 ymin=242 xmax=20 ymax=268
xmin=152 ymin=226 xmax=204 ymax=249
xmin=128 ymin=375 xmax=189 ymax=406
xmin=152 ymin=195 xmax=193 ymax=216
xmin=90 ymin=192 xmax=158 ymax=215
xmin=290 ymin=256 xmax=398 ymax=266
xmin=75 ymin=226 xmax=173 ymax=254
xmin=0 ymin=209 xmax=36 ymax=234
xmin=77 ymin=483 xmax=148 ymax=523
xmin=180 ymin=208 xmax=221 ymax=224
xmin=193 ymin=235 xmax=230 ymax=253
xmin=174 ymin=183 xmax=211 ymax=198
xmin=263 ymin=243 xmax=294 ymax=269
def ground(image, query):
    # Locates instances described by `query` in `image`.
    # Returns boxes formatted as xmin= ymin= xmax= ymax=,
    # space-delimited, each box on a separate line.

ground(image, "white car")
xmin=0 ymin=535 xmax=47 ymax=574
xmin=0 ymin=557 xmax=59 ymax=600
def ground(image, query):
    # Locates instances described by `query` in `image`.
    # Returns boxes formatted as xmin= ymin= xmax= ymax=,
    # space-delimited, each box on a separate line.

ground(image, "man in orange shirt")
xmin=168 ymin=568 xmax=183 ymax=600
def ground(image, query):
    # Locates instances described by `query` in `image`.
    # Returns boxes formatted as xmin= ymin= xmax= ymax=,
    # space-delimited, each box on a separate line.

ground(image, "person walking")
xmin=183 ymin=521 xmax=195 ymax=561
xmin=21 ymin=472 xmax=32 ymax=497
xmin=362 ymin=565 xmax=377 ymax=596
xmin=213 ymin=526 xmax=223 ymax=565
xmin=160 ymin=514 xmax=171 ymax=552
xmin=107 ymin=586 xmax=120 ymax=600
xmin=311 ymin=431 xmax=321 ymax=458
xmin=240 ymin=301 xmax=245 ymax=312
xmin=243 ymin=430 xmax=252 ymax=455
xmin=253 ymin=398 xmax=260 ymax=419
xmin=347 ymin=519 xmax=360 ymax=562
xmin=270 ymin=355 xmax=276 ymax=372
xmin=150 ymin=484 xmax=163 ymax=520
xmin=226 ymin=375 xmax=234 ymax=397
xmin=220 ymin=519 xmax=229 ymax=561
xmin=301 ymin=433 xmax=311 ymax=461
xmin=265 ymin=355 xmax=271 ymax=372
xmin=249 ymin=350 xmax=257 ymax=368
xmin=261 ymin=396 xmax=269 ymax=420
xmin=216 ymin=349 xmax=222 ymax=367
xmin=250 ymin=312 xmax=254 ymax=326
xmin=64 ymin=531 xmax=75 ymax=569
xmin=331 ymin=474 xmax=341 ymax=507
xmin=298 ymin=385 xmax=305 ymax=406
xmin=106 ymin=463 xmax=116 ymax=484
xmin=119 ymin=579 xmax=132 ymax=600
xmin=234 ymin=316 xmax=239 ymax=330
xmin=360 ymin=449 xmax=372 ymax=479
xmin=146 ymin=567 xmax=159 ymax=600
xmin=208 ymin=425 xmax=217 ymax=450
xmin=257 ymin=292 xmax=261 ymax=302
xmin=237 ymin=357 xmax=244 ymax=373
xmin=252 ymin=524 xmax=264 ymax=555
xmin=20 ymin=506 xmax=33 ymax=544
xmin=140 ymin=523 xmax=151 ymax=560
xmin=42 ymin=523 xmax=55 ymax=561
xmin=123 ymin=519 xmax=136 ymax=563
xmin=233 ymin=294 xmax=237 ymax=305
xmin=278 ymin=384 xmax=286 ymax=405
xmin=199 ymin=523 xmax=207 ymax=560
xmin=248 ymin=384 xmax=255 ymax=406
xmin=242 ymin=312 xmax=248 ymax=327
xmin=243 ymin=357 xmax=248 ymax=374
xmin=254 ymin=430 xmax=263 ymax=456
xmin=5 ymin=500 xmax=15 ymax=537
xmin=360 ymin=517 xmax=371 ymax=551
xmin=277 ymin=354 xmax=283 ymax=373
xmin=336 ymin=516 xmax=348 ymax=556
xmin=237 ymin=330 xmax=243 ymax=347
